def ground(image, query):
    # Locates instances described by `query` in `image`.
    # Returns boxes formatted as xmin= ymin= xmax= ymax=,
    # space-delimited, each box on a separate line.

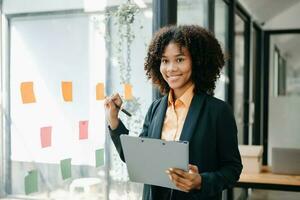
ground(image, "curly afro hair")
xmin=144 ymin=25 xmax=225 ymax=96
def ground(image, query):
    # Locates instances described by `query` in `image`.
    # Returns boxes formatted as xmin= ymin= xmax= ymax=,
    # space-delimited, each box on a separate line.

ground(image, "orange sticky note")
xmin=96 ymin=83 xmax=105 ymax=100
xmin=40 ymin=126 xmax=52 ymax=148
xmin=20 ymin=82 xmax=36 ymax=104
xmin=61 ymin=82 xmax=73 ymax=102
xmin=79 ymin=121 xmax=88 ymax=140
xmin=124 ymin=83 xmax=133 ymax=100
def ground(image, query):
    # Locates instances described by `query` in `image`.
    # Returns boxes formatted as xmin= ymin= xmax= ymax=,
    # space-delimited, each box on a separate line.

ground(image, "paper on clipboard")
xmin=120 ymin=135 xmax=189 ymax=190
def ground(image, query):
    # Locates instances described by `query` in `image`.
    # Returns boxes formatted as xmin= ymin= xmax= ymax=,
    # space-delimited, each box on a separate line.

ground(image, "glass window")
xmin=269 ymin=34 xmax=300 ymax=96
xmin=107 ymin=2 xmax=153 ymax=200
xmin=249 ymin=26 xmax=259 ymax=144
xmin=2 ymin=0 xmax=153 ymax=199
xmin=214 ymin=0 xmax=229 ymax=101
xmin=268 ymin=34 xmax=300 ymax=164
xmin=8 ymin=12 xmax=107 ymax=199
xmin=234 ymin=13 xmax=246 ymax=144
xmin=177 ymin=0 xmax=208 ymax=27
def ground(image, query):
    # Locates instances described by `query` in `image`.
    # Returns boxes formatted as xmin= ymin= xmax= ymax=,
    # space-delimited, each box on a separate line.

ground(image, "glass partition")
xmin=177 ymin=0 xmax=208 ymax=27
xmin=1 ymin=0 xmax=153 ymax=199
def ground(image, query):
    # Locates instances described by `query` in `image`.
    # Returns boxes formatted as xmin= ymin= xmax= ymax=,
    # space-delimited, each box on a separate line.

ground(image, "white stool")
xmin=69 ymin=177 xmax=102 ymax=195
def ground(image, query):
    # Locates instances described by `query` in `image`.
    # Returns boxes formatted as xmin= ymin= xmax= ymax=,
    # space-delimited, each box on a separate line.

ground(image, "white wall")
xmin=268 ymin=96 xmax=300 ymax=164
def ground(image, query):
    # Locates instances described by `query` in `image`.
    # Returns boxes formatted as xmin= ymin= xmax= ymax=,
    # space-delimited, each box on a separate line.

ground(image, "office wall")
xmin=268 ymin=35 xmax=300 ymax=164
xmin=268 ymin=96 xmax=300 ymax=164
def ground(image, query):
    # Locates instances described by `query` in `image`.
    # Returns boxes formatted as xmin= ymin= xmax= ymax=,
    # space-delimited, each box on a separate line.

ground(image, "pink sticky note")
xmin=40 ymin=127 xmax=52 ymax=148
xmin=79 ymin=121 xmax=88 ymax=140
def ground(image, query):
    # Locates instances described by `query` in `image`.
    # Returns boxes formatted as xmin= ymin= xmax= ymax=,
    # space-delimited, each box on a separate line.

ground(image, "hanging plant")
xmin=110 ymin=1 xmax=140 ymax=84
xmin=105 ymin=1 xmax=145 ymax=136
xmin=103 ymin=1 xmax=146 ymax=185
xmin=91 ymin=1 xmax=147 ymax=185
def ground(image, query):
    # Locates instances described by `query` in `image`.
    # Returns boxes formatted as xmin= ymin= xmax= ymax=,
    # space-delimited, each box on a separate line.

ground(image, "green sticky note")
xmin=25 ymin=170 xmax=38 ymax=195
xmin=96 ymin=149 xmax=104 ymax=167
xmin=60 ymin=158 xmax=72 ymax=180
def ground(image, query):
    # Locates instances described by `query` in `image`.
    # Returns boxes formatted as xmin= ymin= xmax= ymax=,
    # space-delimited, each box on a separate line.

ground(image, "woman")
xmin=104 ymin=25 xmax=242 ymax=200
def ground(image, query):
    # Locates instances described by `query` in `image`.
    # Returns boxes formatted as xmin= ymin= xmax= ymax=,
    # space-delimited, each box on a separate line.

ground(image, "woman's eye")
xmin=177 ymin=58 xmax=184 ymax=63
xmin=161 ymin=59 xmax=168 ymax=64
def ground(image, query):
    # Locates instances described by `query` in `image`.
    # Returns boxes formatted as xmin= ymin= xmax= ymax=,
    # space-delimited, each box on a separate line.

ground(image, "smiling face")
xmin=160 ymin=42 xmax=193 ymax=99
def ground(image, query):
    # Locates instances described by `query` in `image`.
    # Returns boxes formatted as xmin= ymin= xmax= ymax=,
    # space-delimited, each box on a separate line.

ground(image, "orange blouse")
xmin=161 ymin=84 xmax=195 ymax=141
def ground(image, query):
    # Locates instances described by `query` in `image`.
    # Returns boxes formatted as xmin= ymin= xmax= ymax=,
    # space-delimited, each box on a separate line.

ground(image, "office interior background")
xmin=0 ymin=0 xmax=299 ymax=199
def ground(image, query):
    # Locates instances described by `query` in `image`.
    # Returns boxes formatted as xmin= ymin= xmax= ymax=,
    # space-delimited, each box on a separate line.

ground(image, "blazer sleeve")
xmin=194 ymin=103 xmax=243 ymax=198
xmin=108 ymin=99 xmax=159 ymax=162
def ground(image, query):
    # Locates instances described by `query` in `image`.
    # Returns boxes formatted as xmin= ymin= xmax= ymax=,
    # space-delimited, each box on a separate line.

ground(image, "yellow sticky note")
xmin=20 ymin=82 xmax=36 ymax=104
xmin=124 ymin=83 xmax=133 ymax=100
xmin=96 ymin=83 xmax=105 ymax=100
xmin=61 ymin=82 xmax=73 ymax=102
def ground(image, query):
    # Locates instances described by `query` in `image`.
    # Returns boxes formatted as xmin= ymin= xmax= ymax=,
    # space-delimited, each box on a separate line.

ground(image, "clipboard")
xmin=120 ymin=135 xmax=189 ymax=190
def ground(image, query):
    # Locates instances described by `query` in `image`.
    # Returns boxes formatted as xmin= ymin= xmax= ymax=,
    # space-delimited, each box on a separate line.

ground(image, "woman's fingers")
xmin=188 ymin=164 xmax=199 ymax=173
xmin=110 ymin=93 xmax=123 ymax=107
xmin=166 ymin=166 xmax=202 ymax=191
xmin=172 ymin=180 xmax=190 ymax=192
xmin=169 ymin=168 xmax=193 ymax=179
xmin=168 ymin=171 xmax=193 ymax=189
xmin=104 ymin=94 xmax=121 ymax=109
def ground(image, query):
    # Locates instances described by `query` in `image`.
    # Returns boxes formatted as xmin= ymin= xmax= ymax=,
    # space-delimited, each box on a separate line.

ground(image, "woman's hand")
xmin=104 ymin=93 xmax=123 ymax=129
xmin=166 ymin=164 xmax=202 ymax=192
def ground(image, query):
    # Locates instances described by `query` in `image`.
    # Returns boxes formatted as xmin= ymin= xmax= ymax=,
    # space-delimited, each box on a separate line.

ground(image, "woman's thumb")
xmin=188 ymin=164 xmax=199 ymax=173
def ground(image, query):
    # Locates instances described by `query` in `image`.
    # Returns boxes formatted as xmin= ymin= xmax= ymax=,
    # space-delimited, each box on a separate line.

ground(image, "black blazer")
xmin=109 ymin=92 xmax=242 ymax=200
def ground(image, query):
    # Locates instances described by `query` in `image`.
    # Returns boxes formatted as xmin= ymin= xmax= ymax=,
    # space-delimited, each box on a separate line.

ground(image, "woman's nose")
xmin=166 ymin=62 xmax=178 ymax=72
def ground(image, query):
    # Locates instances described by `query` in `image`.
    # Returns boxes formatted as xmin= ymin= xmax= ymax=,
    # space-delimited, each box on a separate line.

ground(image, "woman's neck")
xmin=172 ymin=82 xmax=194 ymax=100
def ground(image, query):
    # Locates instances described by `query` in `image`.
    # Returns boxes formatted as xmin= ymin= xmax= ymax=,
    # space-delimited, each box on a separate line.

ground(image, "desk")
xmin=227 ymin=166 xmax=300 ymax=200
xmin=236 ymin=166 xmax=300 ymax=192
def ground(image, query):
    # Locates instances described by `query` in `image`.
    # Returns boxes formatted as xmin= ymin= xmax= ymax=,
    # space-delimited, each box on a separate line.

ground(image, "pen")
xmin=115 ymin=104 xmax=132 ymax=117
xmin=106 ymin=95 xmax=132 ymax=117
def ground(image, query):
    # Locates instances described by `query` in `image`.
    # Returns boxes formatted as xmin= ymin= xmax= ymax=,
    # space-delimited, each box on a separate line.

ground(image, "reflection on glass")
xmin=10 ymin=13 xmax=106 ymax=198
xmin=234 ymin=13 xmax=245 ymax=144
xmin=214 ymin=0 xmax=229 ymax=101
xmin=177 ymin=0 xmax=208 ymax=27
xmin=108 ymin=3 xmax=153 ymax=200
xmin=249 ymin=26 xmax=258 ymax=143
xmin=271 ymin=34 xmax=300 ymax=96
xmin=268 ymin=34 xmax=300 ymax=167
xmin=4 ymin=1 xmax=153 ymax=200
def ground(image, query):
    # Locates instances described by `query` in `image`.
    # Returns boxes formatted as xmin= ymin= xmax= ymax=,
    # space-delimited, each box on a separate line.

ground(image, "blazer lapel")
xmin=150 ymin=95 xmax=168 ymax=139
xmin=179 ymin=93 xmax=206 ymax=142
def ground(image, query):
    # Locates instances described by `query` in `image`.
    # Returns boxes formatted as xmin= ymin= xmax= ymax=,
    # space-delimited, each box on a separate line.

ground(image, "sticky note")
xmin=20 ymin=82 xmax=36 ymax=104
xmin=24 ymin=170 xmax=38 ymax=195
xmin=61 ymin=81 xmax=73 ymax=102
xmin=60 ymin=158 xmax=72 ymax=180
xmin=79 ymin=120 xmax=88 ymax=140
xmin=96 ymin=83 xmax=105 ymax=100
xmin=124 ymin=83 xmax=133 ymax=100
xmin=95 ymin=149 xmax=104 ymax=167
xmin=40 ymin=126 xmax=52 ymax=148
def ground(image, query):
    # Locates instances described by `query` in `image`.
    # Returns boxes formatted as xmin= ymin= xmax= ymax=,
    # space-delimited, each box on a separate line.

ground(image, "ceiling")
xmin=239 ymin=0 xmax=300 ymax=67
xmin=239 ymin=0 xmax=299 ymax=25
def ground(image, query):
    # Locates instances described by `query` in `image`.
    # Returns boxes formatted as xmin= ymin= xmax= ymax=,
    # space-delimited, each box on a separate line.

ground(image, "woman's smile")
xmin=167 ymin=74 xmax=182 ymax=81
